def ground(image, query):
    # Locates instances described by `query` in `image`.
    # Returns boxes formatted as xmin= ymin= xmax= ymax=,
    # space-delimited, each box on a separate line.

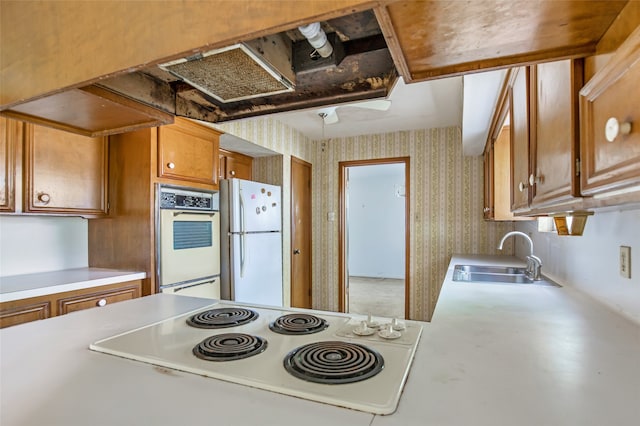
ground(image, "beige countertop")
xmin=1 ymin=255 xmax=638 ymax=425
xmin=0 ymin=268 xmax=147 ymax=302
xmin=377 ymin=254 xmax=640 ymax=426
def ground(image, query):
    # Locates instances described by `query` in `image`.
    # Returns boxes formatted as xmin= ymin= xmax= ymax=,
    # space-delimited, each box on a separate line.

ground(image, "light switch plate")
xmin=620 ymin=246 xmax=631 ymax=279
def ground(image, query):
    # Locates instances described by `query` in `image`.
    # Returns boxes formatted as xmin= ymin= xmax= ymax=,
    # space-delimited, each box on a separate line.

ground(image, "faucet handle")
xmin=526 ymin=255 xmax=543 ymax=280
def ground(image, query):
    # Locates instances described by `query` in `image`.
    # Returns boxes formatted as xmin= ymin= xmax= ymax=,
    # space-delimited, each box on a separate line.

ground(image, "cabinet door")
xmin=483 ymin=144 xmax=494 ymax=220
xmin=224 ymin=151 xmax=253 ymax=180
xmin=509 ymin=67 xmax=531 ymax=212
xmin=580 ymin=29 xmax=640 ymax=196
xmin=24 ymin=124 xmax=108 ymax=215
xmin=57 ymin=281 xmax=141 ymax=315
xmin=0 ymin=117 xmax=20 ymax=212
xmin=530 ymin=59 xmax=582 ymax=207
xmin=158 ymin=118 xmax=219 ymax=185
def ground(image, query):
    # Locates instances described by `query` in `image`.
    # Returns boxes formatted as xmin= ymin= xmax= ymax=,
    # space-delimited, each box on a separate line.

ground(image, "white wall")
xmin=516 ymin=208 xmax=640 ymax=325
xmin=0 ymin=216 xmax=88 ymax=277
xmin=347 ymin=164 xmax=405 ymax=279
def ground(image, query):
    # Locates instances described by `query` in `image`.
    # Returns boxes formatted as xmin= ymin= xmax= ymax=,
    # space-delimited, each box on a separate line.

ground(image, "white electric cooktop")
xmin=90 ymin=301 xmax=423 ymax=415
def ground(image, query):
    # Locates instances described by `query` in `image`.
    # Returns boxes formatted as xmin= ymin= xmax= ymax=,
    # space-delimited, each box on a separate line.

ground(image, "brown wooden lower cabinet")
xmin=0 ymin=300 xmax=51 ymax=328
xmin=0 ymin=280 xmax=142 ymax=329
xmin=57 ymin=282 xmax=141 ymax=315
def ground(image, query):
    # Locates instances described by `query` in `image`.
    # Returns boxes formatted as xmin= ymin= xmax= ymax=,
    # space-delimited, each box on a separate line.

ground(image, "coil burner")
xmin=284 ymin=341 xmax=384 ymax=384
xmin=193 ymin=333 xmax=267 ymax=361
xmin=186 ymin=307 xmax=259 ymax=329
xmin=269 ymin=313 xmax=329 ymax=335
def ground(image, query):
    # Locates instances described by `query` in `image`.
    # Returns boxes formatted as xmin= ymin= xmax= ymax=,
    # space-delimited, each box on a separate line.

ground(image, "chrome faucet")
xmin=498 ymin=231 xmax=542 ymax=280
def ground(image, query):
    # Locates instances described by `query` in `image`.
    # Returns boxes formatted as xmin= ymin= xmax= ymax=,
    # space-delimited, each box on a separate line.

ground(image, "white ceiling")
xmin=461 ymin=69 xmax=507 ymax=156
xmin=219 ymin=72 xmax=506 ymax=157
xmin=272 ymin=76 xmax=463 ymax=141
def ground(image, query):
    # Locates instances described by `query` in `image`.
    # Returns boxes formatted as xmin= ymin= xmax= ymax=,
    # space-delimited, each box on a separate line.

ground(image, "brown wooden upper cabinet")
xmin=158 ymin=118 xmax=220 ymax=186
xmin=509 ymin=67 xmax=531 ymax=213
xmin=0 ymin=117 xmax=108 ymax=217
xmin=219 ymin=149 xmax=253 ymax=181
xmin=24 ymin=124 xmax=108 ymax=216
xmin=0 ymin=117 xmax=19 ymax=212
xmin=483 ymin=141 xmax=494 ymax=220
xmin=579 ymin=28 xmax=640 ymax=198
xmin=508 ymin=59 xmax=584 ymax=215
xmin=529 ymin=59 xmax=583 ymax=209
xmin=484 ymin=68 xmax=532 ymax=222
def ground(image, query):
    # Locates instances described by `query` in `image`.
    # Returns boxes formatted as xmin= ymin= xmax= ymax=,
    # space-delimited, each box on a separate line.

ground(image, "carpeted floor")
xmin=348 ymin=276 xmax=405 ymax=319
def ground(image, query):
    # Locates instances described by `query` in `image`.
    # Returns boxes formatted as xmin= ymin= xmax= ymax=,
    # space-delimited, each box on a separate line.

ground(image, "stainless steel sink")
xmin=452 ymin=265 xmax=559 ymax=286
xmin=454 ymin=265 xmax=527 ymax=275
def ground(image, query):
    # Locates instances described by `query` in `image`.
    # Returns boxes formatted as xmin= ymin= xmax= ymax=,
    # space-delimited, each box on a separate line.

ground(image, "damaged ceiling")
xmin=2 ymin=1 xmax=629 ymax=139
xmin=98 ymin=9 xmax=397 ymax=125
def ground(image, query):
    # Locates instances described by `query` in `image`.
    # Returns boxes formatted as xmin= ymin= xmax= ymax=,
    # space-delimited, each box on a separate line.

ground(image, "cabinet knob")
xmin=229 ymin=170 xmax=236 ymax=177
xmin=483 ymin=207 xmax=490 ymax=213
xmin=518 ymin=181 xmax=528 ymax=192
xmin=167 ymin=162 xmax=176 ymax=169
xmin=529 ymin=173 xmax=544 ymax=186
xmin=293 ymin=249 xmax=301 ymax=255
xmin=97 ymin=299 xmax=107 ymax=307
xmin=37 ymin=193 xmax=51 ymax=204
xmin=605 ymin=117 xmax=632 ymax=142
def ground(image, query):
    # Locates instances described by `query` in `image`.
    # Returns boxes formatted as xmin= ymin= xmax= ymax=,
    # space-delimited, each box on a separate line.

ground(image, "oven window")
xmin=173 ymin=221 xmax=213 ymax=250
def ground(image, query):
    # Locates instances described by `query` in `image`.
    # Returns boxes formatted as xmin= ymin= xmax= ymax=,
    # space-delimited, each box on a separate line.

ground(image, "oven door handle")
xmin=172 ymin=211 xmax=216 ymax=217
xmin=173 ymin=279 xmax=216 ymax=293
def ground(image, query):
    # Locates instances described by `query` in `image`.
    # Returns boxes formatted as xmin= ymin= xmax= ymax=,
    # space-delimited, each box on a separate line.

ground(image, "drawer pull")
xmin=230 ymin=170 xmax=236 ymax=176
xmin=97 ymin=299 xmax=107 ymax=307
xmin=167 ymin=162 xmax=176 ymax=169
xmin=605 ymin=117 xmax=632 ymax=142
xmin=518 ymin=181 xmax=528 ymax=192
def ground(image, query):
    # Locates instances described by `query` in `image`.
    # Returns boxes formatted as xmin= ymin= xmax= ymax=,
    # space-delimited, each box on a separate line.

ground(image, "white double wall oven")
xmin=157 ymin=185 xmax=221 ymax=298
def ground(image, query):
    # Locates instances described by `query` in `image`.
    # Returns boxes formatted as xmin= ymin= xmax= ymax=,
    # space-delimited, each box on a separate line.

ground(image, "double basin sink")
xmin=452 ymin=265 xmax=559 ymax=286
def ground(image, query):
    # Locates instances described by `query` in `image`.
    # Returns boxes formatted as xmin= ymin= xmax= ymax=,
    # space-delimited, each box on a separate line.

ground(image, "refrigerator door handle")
xmin=239 ymin=191 xmax=246 ymax=278
xmin=240 ymin=232 xmax=247 ymax=278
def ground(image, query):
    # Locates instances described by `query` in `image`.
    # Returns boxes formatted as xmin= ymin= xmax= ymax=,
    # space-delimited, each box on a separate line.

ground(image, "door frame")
xmin=338 ymin=157 xmax=410 ymax=318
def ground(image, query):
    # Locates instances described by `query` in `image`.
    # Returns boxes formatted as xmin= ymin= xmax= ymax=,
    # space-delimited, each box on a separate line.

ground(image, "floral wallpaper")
xmin=217 ymin=118 xmax=514 ymax=321
xmin=314 ymin=128 xmax=514 ymax=320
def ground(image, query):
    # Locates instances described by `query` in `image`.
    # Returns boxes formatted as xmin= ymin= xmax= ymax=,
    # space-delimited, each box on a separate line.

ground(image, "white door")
xmin=230 ymin=232 xmax=283 ymax=306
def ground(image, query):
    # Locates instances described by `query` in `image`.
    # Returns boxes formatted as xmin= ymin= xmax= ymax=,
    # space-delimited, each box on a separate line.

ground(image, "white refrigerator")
xmin=220 ymin=178 xmax=283 ymax=306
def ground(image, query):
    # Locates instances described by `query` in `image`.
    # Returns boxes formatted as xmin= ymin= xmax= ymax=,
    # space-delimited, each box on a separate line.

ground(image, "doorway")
xmin=339 ymin=158 xmax=410 ymax=319
xmin=290 ymin=156 xmax=312 ymax=308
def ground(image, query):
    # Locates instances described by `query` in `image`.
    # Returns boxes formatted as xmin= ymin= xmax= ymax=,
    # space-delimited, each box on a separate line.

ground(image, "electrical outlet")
xmin=620 ymin=246 xmax=631 ymax=279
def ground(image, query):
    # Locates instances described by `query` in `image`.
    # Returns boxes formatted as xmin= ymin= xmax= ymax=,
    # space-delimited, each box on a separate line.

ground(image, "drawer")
xmin=0 ymin=300 xmax=51 ymax=328
xmin=57 ymin=283 xmax=141 ymax=315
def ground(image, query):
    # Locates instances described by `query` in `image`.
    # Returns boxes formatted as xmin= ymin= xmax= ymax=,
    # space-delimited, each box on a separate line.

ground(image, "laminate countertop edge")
xmin=0 ymin=268 xmax=147 ymax=302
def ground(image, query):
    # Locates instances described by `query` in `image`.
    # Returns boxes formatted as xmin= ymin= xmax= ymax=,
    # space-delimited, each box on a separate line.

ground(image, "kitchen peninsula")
xmin=1 ymin=255 xmax=637 ymax=426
